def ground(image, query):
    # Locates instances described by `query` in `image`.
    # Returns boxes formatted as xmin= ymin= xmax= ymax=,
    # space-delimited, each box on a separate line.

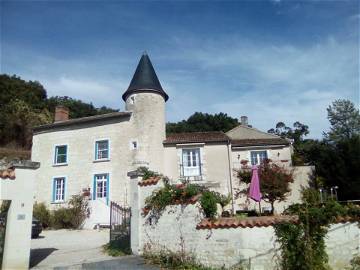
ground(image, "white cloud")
xmin=172 ymin=36 xmax=359 ymax=138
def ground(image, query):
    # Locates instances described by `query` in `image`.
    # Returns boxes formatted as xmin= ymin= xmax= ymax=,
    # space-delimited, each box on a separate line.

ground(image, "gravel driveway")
xmin=30 ymin=229 xmax=159 ymax=269
xmin=30 ymin=229 xmax=112 ymax=269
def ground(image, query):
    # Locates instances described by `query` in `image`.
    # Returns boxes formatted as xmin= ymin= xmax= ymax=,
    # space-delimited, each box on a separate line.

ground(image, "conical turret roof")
xmin=122 ymin=53 xmax=169 ymax=101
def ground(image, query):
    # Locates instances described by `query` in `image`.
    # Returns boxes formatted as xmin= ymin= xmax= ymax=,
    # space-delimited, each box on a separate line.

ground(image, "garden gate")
xmin=109 ymin=201 xmax=131 ymax=247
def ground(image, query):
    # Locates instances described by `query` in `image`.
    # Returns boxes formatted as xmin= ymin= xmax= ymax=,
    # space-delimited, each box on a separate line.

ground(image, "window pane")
xmin=57 ymin=146 xmax=66 ymax=155
xmin=54 ymin=178 xmax=65 ymax=201
xmin=96 ymin=141 xmax=109 ymax=159
xmin=95 ymin=174 xmax=107 ymax=198
xmin=55 ymin=146 xmax=67 ymax=164
xmin=251 ymin=152 xmax=257 ymax=165
xmin=259 ymin=151 xmax=267 ymax=163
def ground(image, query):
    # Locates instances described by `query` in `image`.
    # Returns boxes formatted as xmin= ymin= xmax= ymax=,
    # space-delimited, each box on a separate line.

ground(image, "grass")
xmin=102 ymin=238 xmax=132 ymax=257
xmin=143 ymin=250 xmax=246 ymax=270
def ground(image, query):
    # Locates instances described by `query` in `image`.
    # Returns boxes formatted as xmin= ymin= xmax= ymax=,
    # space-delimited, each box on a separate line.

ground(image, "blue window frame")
xmin=52 ymin=177 xmax=66 ymax=202
xmin=250 ymin=151 xmax=268 ymax=165
xmin=93 ymin=173 xmax=109 ymax=205
xmin=95 ymin=140 xmax=109 ymax=160
xmin=54 ymin=145 xmax=67 ymax=164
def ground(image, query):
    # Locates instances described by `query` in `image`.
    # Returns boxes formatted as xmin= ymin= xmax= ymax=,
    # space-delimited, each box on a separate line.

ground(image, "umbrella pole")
xmin=258 ymin=201 xmax=261 ymax=214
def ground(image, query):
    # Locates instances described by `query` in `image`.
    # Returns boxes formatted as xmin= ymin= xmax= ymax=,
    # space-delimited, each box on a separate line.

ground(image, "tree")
xmin=325 ymin=99 xmax=360 ymax=142
xmin=268 ymin=121 xmax=310 ymax=165
xmin=268 ymin=121 xmax=309 ymax=146
xmin=305 ymin=136 xmax=360 ymax=200
xmin=47 ymin=96 xmax=118 ymax=119
xmin=235 ymin=160 xmax=294 ymax=214
xmin=166 ymin=112 xmax=239 ymax=133
xmin=0 ymin=74 xmax=118 ymax=149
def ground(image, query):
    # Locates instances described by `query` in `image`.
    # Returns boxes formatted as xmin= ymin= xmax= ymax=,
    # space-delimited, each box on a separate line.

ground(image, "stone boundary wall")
xmin=130 ymin=177 xmax=360 ymax=270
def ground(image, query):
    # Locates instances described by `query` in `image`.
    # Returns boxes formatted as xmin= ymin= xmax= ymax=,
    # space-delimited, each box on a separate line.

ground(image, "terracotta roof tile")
xmin=138 ymin=176 xmax=161 ymax=187
xmin=164 ymin=132 xmax=229 ymax=145
xmin=196 ymin=215 xmax=299 ymax=229
xmin=231 ymin=138 xmax=290 ymax=147
xmin=0 ymin=168 xmax=16 ymax=180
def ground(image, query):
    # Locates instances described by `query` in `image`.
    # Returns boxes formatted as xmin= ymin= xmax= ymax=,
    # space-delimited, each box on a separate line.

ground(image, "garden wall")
xmin=130 ymin=177 xmax=360 ymax=270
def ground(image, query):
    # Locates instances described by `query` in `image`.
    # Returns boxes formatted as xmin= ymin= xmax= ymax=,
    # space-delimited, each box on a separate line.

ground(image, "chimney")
xmin=240 ymin=116 xmax=248 ymax=126
xmin=54 ymin=105 xmax=69 ymax=122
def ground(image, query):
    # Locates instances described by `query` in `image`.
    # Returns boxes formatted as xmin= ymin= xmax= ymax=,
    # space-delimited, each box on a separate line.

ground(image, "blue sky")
xmin=1 ymin=0 xmax=359 ymax=138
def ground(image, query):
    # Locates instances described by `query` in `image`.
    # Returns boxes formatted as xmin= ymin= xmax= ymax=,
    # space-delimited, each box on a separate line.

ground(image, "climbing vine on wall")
xmin=274 ymin=188 xmax=360 ymax=270
xmin=141 ymin=169 xmax=231 ymax=221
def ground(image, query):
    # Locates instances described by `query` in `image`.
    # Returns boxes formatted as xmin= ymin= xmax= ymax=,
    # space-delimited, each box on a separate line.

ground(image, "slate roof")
xmin=164 ymin=132 xmax=230 ymax=145
xmin=122 ymin=53 xmax=169 ymax=101
xmin=231 ymin=138 xmax=290 ymax=147
xmin=33 ymin=112 xmax=131 ymax=133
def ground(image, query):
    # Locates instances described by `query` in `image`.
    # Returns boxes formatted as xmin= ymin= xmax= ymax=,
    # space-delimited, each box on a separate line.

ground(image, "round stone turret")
xmin=123 ymin=53 xmax=167 ymax=173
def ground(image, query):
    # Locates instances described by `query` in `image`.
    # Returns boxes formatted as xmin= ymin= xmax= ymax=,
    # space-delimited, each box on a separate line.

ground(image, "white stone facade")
xmin=31 ymin=55 xmax=312 ymax=228
xmin=130 ymin=179 xmax=359 ymax=270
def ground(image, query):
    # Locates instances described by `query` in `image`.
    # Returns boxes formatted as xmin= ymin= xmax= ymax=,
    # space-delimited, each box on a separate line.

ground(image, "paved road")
xmin=30 ymin=229 xmax=159 ymax=269
xmin=54 ymin=256 xmax=160 ymax=270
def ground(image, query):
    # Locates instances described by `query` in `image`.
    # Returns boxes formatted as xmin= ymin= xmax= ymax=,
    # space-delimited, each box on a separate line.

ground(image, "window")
xmin=95 ymin=140 xmax=109 ymax=160
xmin=52 ymin=177 xmax=65 ymax=202
xmin=181 ymin=148 xmax=201 ymax=177
xmin=130 ymin=140 xmax=138 ymax=150
xmin=250 ymin=151 xmax=268 ymax=165
xmin=54 ymin=145 xmax=67 ymax=164
xmin=93 ymin=174 xmax=109 ymax=204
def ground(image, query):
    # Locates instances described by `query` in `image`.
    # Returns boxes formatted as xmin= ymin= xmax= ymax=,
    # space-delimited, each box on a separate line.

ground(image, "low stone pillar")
xmin=128 ymin=170 xmax=142 ymax=255
xmin=1 ymin=160 xmax=40 ymax=270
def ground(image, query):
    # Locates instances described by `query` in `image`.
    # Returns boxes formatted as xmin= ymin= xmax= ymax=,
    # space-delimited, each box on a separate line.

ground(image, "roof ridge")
xmin=226 ymin=124 xmax=283 ymax=139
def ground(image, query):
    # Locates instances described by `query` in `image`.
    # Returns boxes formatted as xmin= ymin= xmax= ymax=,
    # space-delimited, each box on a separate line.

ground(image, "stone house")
xmin=31 ymin=53 xmax=311 ymax=228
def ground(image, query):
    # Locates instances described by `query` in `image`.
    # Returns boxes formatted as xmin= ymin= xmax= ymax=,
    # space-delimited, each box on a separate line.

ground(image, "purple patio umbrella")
xmin=249 ymin=165 xmax=262 ymax=211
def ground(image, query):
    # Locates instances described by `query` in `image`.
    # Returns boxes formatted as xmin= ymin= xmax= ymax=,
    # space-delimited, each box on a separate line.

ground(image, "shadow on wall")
xmin=30 ymin=248 xmax=58 ymax=268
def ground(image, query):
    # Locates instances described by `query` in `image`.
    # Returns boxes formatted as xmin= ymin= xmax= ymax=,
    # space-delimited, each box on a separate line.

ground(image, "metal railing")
xmin=179 ymin=163 xmax=203 ymax=181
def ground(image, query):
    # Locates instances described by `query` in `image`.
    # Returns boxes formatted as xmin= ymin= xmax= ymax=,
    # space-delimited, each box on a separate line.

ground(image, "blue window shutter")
xmin=54 ymin=146 xmax=57 ymax=164
xmin=95 ymin=142 xmax=98 ymax=160
xmin=52 ymin=179 xmax=56 ymax=202
xmin=93 ymin=175 xmax=97 ymax=200
xmin=106 ymin=174 xmax=109 ymax=205
xmin=63 ymin=177 xmax=66 ymax=201
xmin=64 ymin=145 xmax=68 ymax=163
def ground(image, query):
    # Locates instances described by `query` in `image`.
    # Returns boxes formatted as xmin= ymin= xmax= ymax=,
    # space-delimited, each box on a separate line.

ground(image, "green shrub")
xmin=274 ymin=188 xmax=360 ymax=270
xmin=51 ymin=207 xmax=74 ymax=229
xmin=138 ymin=166 xmax=160 ymax=180
xmin=349 ymin=256 xmax=360 ymax=270
xmin=33 ymin=202 xmax=51 ymax=228
xmin=34 ymin=193 xmax=90 ymax=229
xmin=68 ymin=194 xmax=90 ymax=228
xmin=103 ymin=238 xmax=131 ymax=257
xmin=184 ymin=184 xmax=201 ymax=198
xmin=200 ymin=191 xmax=218 ymax=219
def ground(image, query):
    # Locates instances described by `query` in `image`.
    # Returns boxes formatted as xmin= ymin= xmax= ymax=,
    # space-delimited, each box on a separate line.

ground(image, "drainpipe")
xmin=227 ymin=140 xmax=235 ymax=215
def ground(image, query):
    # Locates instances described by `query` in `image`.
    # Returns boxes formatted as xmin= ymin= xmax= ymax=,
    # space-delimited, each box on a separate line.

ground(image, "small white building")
xmin=31 ymin=53 xmax=310 ymax=228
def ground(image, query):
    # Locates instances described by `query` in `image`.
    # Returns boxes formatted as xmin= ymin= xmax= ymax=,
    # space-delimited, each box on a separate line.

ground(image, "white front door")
xmin=94 ymin=174 xmax=108 ymax=204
